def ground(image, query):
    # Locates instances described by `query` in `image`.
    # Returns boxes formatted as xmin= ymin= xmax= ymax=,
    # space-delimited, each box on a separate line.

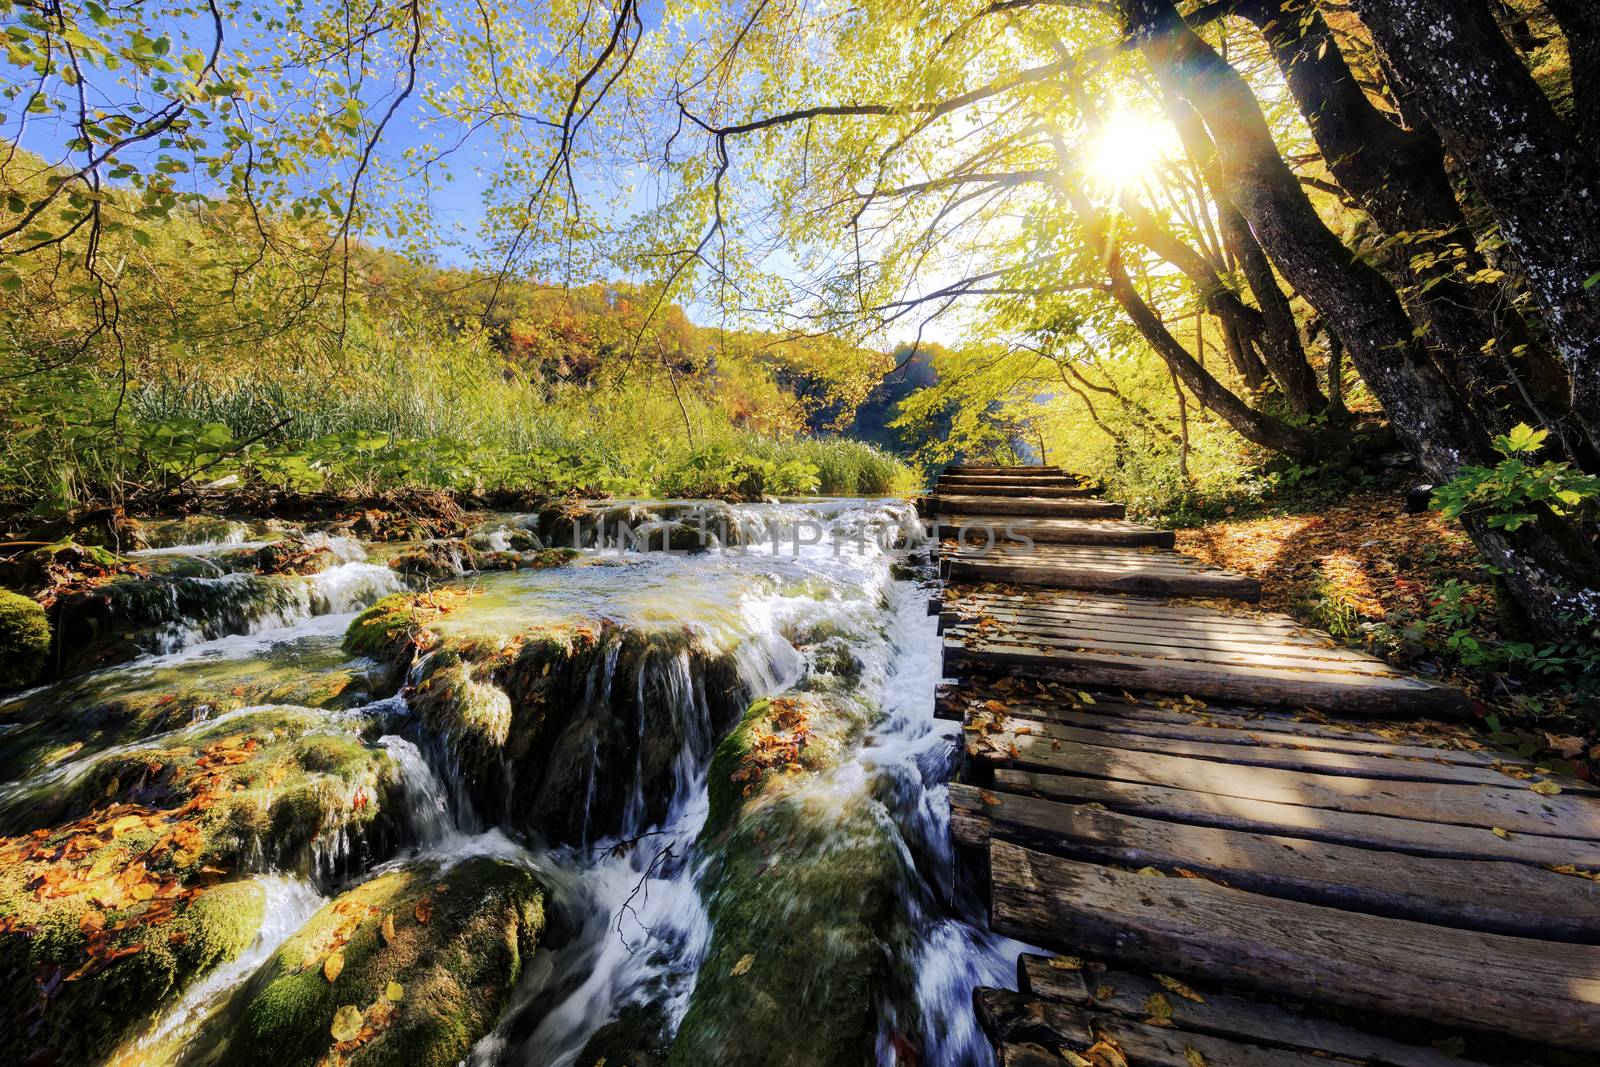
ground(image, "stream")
xmin=0 ymin=498 xmax=1025 ymax=1065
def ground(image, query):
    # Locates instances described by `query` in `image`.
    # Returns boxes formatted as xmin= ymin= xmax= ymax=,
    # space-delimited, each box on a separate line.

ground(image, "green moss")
xmin=0 ymin=865 xmax=266 ymax=1064
xmin=343 ymin=593 xmax=428 ymax=659
xmin=0 ymin=644 xmax=372 ymax=789
xmin=219 ymin=857 xmax=544 ymax=1067
xmin=0 ymin=589 xmax=49 ymax=692
xmin=671 ymin=796 xmax=901 ymax=1067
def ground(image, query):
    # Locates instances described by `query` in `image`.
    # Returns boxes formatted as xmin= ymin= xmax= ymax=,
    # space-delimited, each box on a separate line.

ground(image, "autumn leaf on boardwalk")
xmin=1530 ymin=780 xmax=1562 ymax=796
xmin=1154 ymin=974 xmax=1205 ymax=1003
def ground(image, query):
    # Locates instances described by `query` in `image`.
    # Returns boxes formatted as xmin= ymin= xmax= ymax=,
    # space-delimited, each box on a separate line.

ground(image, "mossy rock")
xmin=1 ymin=709 xmax=408 ymax=884
xmin=0 ymin=839 xmax=266 ymax=1064
xmin=703 ymin=690 xmax=876 ymax=840
xmin=387 ymin=541 xmax=580 ymax=581
xmin=219 ymin=856 xmax=543 ymax=1067
xmin=671 ymin=795 xmax=901 ymax=1067
xmin=0 ymin=589 xmax=49 ymax=693
xmin=0 ymin=640 xmax=373 ymax=790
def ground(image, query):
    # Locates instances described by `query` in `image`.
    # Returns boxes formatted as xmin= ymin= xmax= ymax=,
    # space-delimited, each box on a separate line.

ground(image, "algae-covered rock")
xmin=678 ymin=680 xmax=902 ymax=1066
xmin=407 ymin=618 xmax=746 ymax=843
xmin=671 ymin=795 xmax=900 ymax=1067
xmin=342 ymin=589 xmax=478 ymax=665
xmin=0 ymin=588 xmax=49 ymax=692
xmin=0 ymin=824 xmax=267 ymax=1064
xmin=385 ymin=540 xmax=578 ymax=581
xmin=219 ymin=856 xmax=543 ymax=1067
xmin=1 ymin=709 xmax=409 ymax=882
xmin=0 ymin=638 xmax=375 ymax=790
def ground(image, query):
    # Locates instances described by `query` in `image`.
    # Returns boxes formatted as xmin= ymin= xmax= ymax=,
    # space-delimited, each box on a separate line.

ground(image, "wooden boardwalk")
xmin=929 ymin=466 xmax=1600 ymax=1064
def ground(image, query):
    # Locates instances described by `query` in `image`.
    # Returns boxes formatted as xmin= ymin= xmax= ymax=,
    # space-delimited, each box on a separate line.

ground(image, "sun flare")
xmin=1085 ymin=110 xmax=1175 ymax=192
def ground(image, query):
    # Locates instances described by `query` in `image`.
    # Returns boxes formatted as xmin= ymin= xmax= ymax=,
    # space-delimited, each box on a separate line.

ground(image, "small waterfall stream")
xmin=4 ymin=499 xmax=1021 ymax=1065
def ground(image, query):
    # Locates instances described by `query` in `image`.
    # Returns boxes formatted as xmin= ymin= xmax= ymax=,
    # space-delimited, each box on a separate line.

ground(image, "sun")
xmin=1084 ymin=109 xmax=1174 ymax=194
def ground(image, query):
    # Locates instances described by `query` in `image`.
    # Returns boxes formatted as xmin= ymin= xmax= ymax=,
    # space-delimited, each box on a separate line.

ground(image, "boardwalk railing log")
xmin=928 ymin=465 xmax=1600 ymax=1064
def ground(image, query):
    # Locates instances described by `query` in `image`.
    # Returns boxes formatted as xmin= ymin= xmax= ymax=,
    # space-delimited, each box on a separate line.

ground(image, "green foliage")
xmin=0 ymin=589 xmax=49 ymax=691
xmin=1430 ymin=423 xmax=1600 ymax=531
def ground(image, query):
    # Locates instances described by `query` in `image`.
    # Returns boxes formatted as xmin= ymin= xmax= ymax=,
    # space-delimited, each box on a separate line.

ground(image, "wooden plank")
xmin=965 ymin=702 xmax=1503 ymax=766
xmin=945 ymin=465 xmax=1063 ymax=474
xmin=960 ymin=716 xmax=1539 ymax=788
xmin=935 ymin=483 xmax=1095 ymax=497
xmin=936 ymin=684 xmax=1475 ymax=746
xmin=989 ymin=841 xmax=1600 ymax=1052
xmin=935 ymin=518 xmax=1174 ymax=547
xmin=977 ymin=990 xmax=1362 ymax=1067
xmin=977 ymin=733 xmax=1599 ymax=837
xmin=952 ymin=784 xmax=1600 ymax=940
xmin=945 ymin=623 xmax=1399 ymax=676
xmin=1016 ymin=957 xmax=1505 ymax=1067
xmin=947 ymin=558 xmax=1261 ymax=601
xmin=948 ymin=590 xmax=1306 ymax=631
xmin=998 ymin=768 xmax=1600 ymax=868
xmin=926 ymin=495 xmax=1128 ymax=519
xmin=943 ymin=638 xmax=1471 ymax=716
xmin=944 ymin=607 xmax=1374 ymax=657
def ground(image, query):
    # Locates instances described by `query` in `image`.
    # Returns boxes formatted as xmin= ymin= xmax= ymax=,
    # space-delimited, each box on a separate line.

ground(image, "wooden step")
xmin=944 ymin=546 xmax=1261 ymax=601
xmin=967 ymin=734 xmax=1599 ymax=837
xmin=939 ymin=474 xmax=1083 ymax=486
xmin=924 ymin=495 xmax=1127 ymax=519
xmin=953 ymin=784 xmax=1600 ymax=940
xmin=934 ymin=482 xmax=1095 ymax=497
xmin=943 ymin=635 xmax=1468 ymax=716
xmin=933 ymin=517 xmax=1174 ymax=547
xmin=997 ymin=766 xmax=1600 ymax=868
xmin=945 ymin=465 xmax=1063 ymax=474
xmin=989 ymin=840 xmax=1600 ymax=1052
xmin=1010 ymin=960 xmax=1499 ymax=1067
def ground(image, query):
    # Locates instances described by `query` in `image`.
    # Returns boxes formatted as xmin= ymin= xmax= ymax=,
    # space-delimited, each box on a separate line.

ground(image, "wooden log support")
xmin=988 ymin=841 xmax=1600 ymax=1053
xmin=924 ymin=495 xmax=1127 ymax=519
xmin=952 ymin=784 xmax=1600 ymax=941
xmin=932 ymin=517 xmax=1174 ymax=547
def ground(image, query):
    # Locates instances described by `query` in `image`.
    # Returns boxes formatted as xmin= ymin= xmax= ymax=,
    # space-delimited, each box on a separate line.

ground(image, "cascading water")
xmin=1 ymin=498 xmax=1021 ymax=1066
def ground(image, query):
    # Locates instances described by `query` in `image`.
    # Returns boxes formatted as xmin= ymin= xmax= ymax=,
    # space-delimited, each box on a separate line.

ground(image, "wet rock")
xmin=407 ymin=619 xmax=746 ymax=843
xmin=218 ymin=856 xmax=543 ymax=1067
xmin=218 ymin=537 xmax=339 ymax=577
xmin=385 ymin=540 xmax=578 ymax=581
xmin=672 ymin=795 xmax=900 ymax=1067
xmin=578 ymin=1001 xmax=672 ymax=1067
xmin=2 ymin=709 xmax=410 ymax=880
xmin=681 ymin=682 xmax=905 ymax=1065
xmin=0 ymin=641 xmax=375 ymax=789
xmin=0 ymin=857 xmax=266 ymax=1066
xmin=0 ymin=589 xmax=49 ymax=693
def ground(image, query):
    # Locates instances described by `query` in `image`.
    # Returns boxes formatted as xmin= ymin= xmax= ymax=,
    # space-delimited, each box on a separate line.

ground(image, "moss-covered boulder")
xmin=385 ymin=540 xmax=578 ymax=581
xmin=346 ymin=589 xmax=746 ymax=843
xmin=405 ymin=618 xmax=746 ymax=843
xmin=675 ymin=683 xmax=903 ymax=1066
xmin=0 ymin=589 xmax=49 ymax=693
xmin=0 ymin=640 xmax=375 ymax=790
xmin=0 ymin=851 xmax=266 ymax=1066
xmin=0 ymin=709 xmax=410 ymax=878
xmin=219 ymin=856 xmax=543 ymax=1067
xmin=671 ymin=795 xmax=901 ymax=1067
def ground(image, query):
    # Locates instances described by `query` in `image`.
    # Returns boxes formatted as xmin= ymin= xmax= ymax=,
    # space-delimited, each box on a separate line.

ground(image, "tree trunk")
xmin=1216 ymin=201 xmax=1327 ymax=415
xmin=1054 ymin=167 xmax=1320 ymax=459
xmin=1543 ymin=0 xmax=1600 ymax=157
xmin=1234 ymin=0 xmax=1574 ymax=451
xmin=1117 ymin=0 xmax=1600 ymax=637
xmin=1159 ymin=94 xmax=1327 ymax=413
xmin=1345 ymin=0 xmax=1600 ymax=454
